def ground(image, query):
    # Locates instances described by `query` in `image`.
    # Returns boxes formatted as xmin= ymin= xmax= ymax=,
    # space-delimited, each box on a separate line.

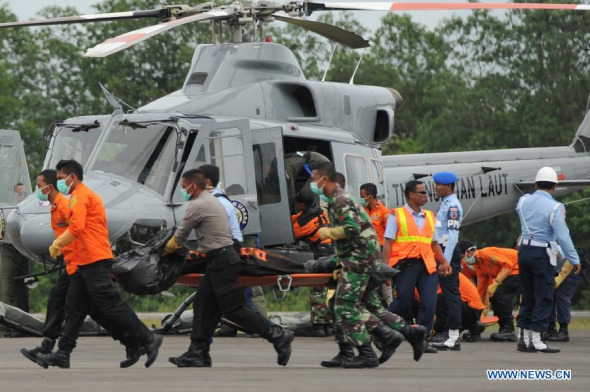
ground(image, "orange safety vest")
xmin=389 ymin=206 xmax=436 ymax=274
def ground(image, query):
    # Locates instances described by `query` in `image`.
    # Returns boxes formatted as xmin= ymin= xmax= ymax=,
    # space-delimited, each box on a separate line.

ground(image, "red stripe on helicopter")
xmin=104 ymin=34 xmax=145 ymax=43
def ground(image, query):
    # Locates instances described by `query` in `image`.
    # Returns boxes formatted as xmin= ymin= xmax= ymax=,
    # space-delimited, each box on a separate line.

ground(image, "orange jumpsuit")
xmin=364 ymin=201 xmax=390 ymax=245
xmin=50 ymin=193 xmax=78 ymax=275
xmin=67 ymin=182 xmax=113 ymax=269
xmin=469 ymin=247 xmax=519 ymax=301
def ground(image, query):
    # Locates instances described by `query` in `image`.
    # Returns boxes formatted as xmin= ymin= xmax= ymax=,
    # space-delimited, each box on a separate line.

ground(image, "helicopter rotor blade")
xmin=306 ymin=1 xmax=590 ymax=12
xmin=0 ymin=8 xmax=172 ymax=29
xmin=84 ymin=10 xmax=230 ymax=58
xmin=274 ymin=15 xmax=369 ymax=49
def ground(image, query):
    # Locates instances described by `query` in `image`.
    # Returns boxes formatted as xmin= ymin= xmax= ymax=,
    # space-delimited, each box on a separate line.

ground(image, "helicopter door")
xmin=251 ymin=127 xmax=294 ymax=246
xmin=177 ymin=120 xmax=261 ymax=237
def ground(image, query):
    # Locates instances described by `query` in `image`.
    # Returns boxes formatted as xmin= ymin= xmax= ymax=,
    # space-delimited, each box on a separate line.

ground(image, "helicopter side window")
xmin=369 ymin=159 xmax=387 ymax=205
xmin=209 ymin=129 xmax=247 ymax=195
xmin=253 ymin=143 xmax=281 ymax=205
xmin=45 ymin=125 xmax=103 ymax=170
xmin=0 ymin=146 xmax=20 ymax=204
xmin=344 ymin=154 xmax=369 ymax=198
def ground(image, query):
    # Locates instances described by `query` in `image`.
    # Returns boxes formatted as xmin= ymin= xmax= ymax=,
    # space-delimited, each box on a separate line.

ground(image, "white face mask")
xmin=464 ymin=253 xmax=477 ymax=265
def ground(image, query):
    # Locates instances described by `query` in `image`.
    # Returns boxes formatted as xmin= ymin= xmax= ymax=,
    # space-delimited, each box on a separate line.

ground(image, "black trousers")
xmin=516 ymin=246 xmax=555 ymax=333
xmin=490 ymin=275 xmax=519 ymax=331
xmin=58 ymin=260 xmax=149 ymax=353
xmin=438 ymin=245 xmax=462 ymax=330
xmin=42 ymin=269 xmax=127 ymax=343
xmin=434 ymin=295 xmax=481 ymax=333
xmin=191 ymin=246 xmax=270 ymax=342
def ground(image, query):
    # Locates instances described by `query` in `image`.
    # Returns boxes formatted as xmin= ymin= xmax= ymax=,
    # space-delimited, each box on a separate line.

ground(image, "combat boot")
xmin=120 ymin=343 xmax=147 ymax=368
xmin=309 ymin=324 xmax=327 ymax=337
xmin=547 ymin=328 xmax=569 ymax=342
xmin=400 ymin=324 xmax=427 ymax=362
xmin=36 ymin=350 xmax=70 ymax=369
xmin=21 ymin=337 xmax=55 ymax=364
xmin=169 ymin=340 xmax=211 ymax=367
xmin=265 ymin=324 xmax=294 ymax=366
xmin=432 ymin=329 xmax=461 ymax=351
xmin=144 ymin=333 xmax=163 ymax=368
xmin=430 ymin=331 xmax=448 ymax=343
xmin=321 ymin=342 xmax=355 ymax=367
xmin=370 ymin=323 xmax=404 ymax=364
xmin=517 ymin=328 xmax=528 ymax=352
xmin=490 ymin=328 xmax=517 ymax=342
xmin=528 ymin=331 xmax=560 ymax=353
xmin=341 ymin=343 xmax=379 ymax=369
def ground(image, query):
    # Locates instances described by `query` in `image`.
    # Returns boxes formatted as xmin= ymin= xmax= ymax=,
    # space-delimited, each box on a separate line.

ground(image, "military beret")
xmin=433 ymin=172 xmax=458 ymax=185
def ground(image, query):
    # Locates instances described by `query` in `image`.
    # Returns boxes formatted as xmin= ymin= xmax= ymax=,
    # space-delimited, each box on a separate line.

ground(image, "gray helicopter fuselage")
xmin=5 ymin=42 xmax=590 ymax=264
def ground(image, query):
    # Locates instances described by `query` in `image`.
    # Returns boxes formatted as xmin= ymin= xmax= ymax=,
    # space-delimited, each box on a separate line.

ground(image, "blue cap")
xmin=433 ymin=172 xmax=458 ymax=185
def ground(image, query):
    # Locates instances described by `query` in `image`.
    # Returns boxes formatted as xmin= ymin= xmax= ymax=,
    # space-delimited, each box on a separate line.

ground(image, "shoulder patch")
xmin=69 ymin=197 xmax=77 ymax=209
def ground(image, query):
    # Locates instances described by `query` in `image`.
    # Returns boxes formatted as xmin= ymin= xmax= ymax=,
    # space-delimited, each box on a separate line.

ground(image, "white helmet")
xmin=535 ymin=167 xmax=558 ymax=183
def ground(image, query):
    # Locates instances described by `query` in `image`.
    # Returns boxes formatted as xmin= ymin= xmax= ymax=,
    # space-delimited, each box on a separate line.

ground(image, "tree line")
xmin=1 ymin=0 xmax=590 ymax=311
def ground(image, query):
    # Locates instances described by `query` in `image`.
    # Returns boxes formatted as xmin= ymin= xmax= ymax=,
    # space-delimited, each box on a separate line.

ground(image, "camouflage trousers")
xmin=334 ymin=269 xmax=406 ymax=347
xmin=310 ymin=286 xmax=333 ymax=325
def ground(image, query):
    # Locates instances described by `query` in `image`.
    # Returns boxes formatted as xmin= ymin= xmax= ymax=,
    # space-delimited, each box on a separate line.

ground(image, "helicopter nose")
xmin=20 ymin=214 xmax=54 ymax=256
xmin=5 ymin=207 xmax=52 ymax=263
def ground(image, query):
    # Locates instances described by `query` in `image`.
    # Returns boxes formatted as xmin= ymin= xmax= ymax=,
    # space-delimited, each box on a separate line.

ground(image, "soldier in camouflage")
xmin=311 ymin=162 xmax=425 ymax=368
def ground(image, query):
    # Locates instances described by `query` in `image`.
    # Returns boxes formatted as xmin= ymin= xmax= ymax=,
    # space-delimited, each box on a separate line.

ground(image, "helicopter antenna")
xmin=349 ymin=54 xmax=363 ymax=85
xmin=322 ymin=45 xmax=337 ymax=82
xmin=99 ymin=83 xmax=136 ymax=113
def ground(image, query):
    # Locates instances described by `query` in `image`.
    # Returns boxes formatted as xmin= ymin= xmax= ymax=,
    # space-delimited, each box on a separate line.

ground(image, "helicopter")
xmin=2 ymin=0 xmax=590 ymax=268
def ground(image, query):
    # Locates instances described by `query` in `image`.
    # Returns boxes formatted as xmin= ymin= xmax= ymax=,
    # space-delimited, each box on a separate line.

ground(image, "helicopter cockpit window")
xmin=46 ymin=124 xmax=103 ymax=169
xmin=0 ymin=143 xmax=29 ymax=205
xmin=253 ymin=143 xmax=281 ymax=205
xmin=92 ymin=123 xmax=177 ymax=195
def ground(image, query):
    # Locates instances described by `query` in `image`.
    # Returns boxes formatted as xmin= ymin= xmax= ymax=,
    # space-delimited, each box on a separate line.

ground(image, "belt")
xmin=520 ymin=238 xmax=549 ymax=248
xmin=205 ymin=245 xmax=234 ymax=258
xmin=403 ymin=257 xmax=423 ymax=263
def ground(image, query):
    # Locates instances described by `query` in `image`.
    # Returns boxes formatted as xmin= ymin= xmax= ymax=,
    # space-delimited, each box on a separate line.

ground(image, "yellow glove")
xmin=319 ymin=226 xmax=348 ymax=241
xmin=54 ymin=229 xmax=76 ymax=248
xmin=332 ymin=269 xmax=342 ymax=280
xmin=49 ymin=242 xmax=62 ymax=258
xmin=162 ymin=237 xmax=182 ymax=256
xmin=555 ymin=260 xmax=574 ymax=288
xmin=487 ymin=280 xmax=500 ymax=298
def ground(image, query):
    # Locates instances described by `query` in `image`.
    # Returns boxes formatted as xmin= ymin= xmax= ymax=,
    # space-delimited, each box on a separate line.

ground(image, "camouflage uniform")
xmin=310 ymin=287 xmax=333 ymax=325
xmin=327 ymin=187 xmax=405 ymax=346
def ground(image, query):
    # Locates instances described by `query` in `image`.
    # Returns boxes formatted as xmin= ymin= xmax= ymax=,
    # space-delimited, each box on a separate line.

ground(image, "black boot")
xmin=547 ymin=324 xmax=569 ymax=342
xmin=400 ymin=324 xmax=427 ymax=362
xmin=309 ymin=324 xmax=327 ymax=337
xmin=490 ymin=328 xmax=517 ymax=342
xmin=169 ymin=340 xmax=211 ymax=367
xmin=21 ymin=337 xmax=55 ymax=364
xmin=341 ymin=343 xmax=379 ymax=369
xmin=517 ymin=329 xmax=528 ymax=352
xmin=120 ymin=343 xmax=147 ymax=368
xmin=36 ymin=350 xmax=70 ymax=369
xmin=371 ymin=323 xmax=403 ymax=364
xmin=265 ymin=325 xmax=295 ymax=366
xmin=144 ymin=333 xmax=163 ymax=368
xmin=320 ymin=342 xmax=355 ymax=367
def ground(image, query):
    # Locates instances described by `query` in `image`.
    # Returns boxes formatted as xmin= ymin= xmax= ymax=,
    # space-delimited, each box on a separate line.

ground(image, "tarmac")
xmin=1 ymin=331 xmax=589 ymax=392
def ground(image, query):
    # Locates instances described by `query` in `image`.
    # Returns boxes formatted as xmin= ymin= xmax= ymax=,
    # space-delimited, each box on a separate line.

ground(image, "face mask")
xmin=464 ymin=254 xmax=477 ymax=265
xmin=310 ymin=178 xmax=325 ymax=196
xmin=180 ymin=186 xmax=192 ymax=201
xmin=57 ymin=175 xmax=72 ymax=195
xmin=359 ymin=198 xmax=368 ymax=207
xmin=320 ymin=194 xmax=330 ymax=203
xmin=36 ymin=185 xmax=50 ymax=202
xmin=465 ymin=264 xmax=475 ymax=271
